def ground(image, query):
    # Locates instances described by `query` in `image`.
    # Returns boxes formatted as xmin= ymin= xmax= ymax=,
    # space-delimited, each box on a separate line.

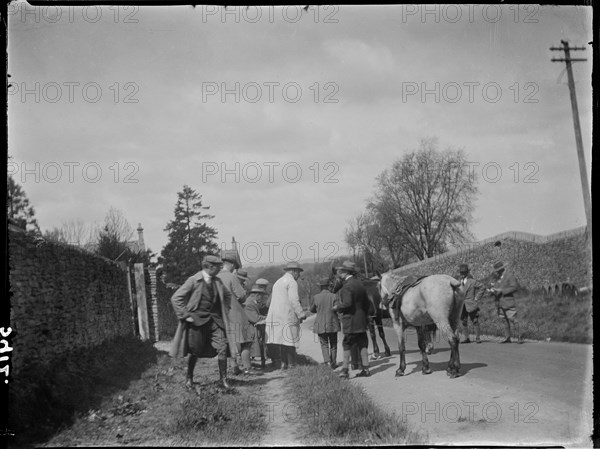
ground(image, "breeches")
xmin=188 ymin=319 xmax=228 ymax=360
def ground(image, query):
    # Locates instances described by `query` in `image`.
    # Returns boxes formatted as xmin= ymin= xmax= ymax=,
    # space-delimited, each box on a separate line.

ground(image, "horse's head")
xmin=327 ymin=267 xmax=344 ymax=293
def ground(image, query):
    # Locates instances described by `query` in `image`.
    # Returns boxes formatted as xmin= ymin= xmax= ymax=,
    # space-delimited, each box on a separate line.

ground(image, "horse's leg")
xmin=440 ymin=321 xmax=460 ymax=378
xmin=389 ymin=308 xmax=406 ymax=376
xmin=417 ymin=326 xmax=432 ymax=375
xmin=368 ymin=320 xmax=380 ymax=356
xmin=425 ymin=324 xmax=435 ymax=354
xmin=377 ymin=318 xmax=392 ymax=356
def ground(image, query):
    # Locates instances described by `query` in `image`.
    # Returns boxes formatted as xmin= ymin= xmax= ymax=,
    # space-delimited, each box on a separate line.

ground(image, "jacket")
xmin=218 ymin=270 xmax=254 ymax=343
xmin=493 ymin=271 xmax=519 ymax=309
xmin=310 ymin=290 xmax=340 ymax=334
xmin=265 ymin=272 xmax=306 ymax=347
xmin=459 ymin=275 xmax=485 ymax=312
xmin=336 ymin=275 xmax=370 ymax=334
xmin=169 ymin=271 xmax=235 ymax=358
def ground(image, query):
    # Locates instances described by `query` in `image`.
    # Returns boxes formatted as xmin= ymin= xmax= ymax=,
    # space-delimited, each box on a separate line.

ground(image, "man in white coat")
xmin=265 ymin=261 xmax=307 ymax=370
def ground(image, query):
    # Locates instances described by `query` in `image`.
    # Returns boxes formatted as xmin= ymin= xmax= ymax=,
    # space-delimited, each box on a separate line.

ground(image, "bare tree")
xmin=44 ymin=218 xmax=97 ymax=246
xmin=344 ymin=212 xmax=390 ymax=274
xmin=369 ymin=137 xmax=478 ymax=261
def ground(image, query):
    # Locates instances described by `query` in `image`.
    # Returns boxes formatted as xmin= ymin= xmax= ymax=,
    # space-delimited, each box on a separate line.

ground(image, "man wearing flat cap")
xmin=457 ymin=263 xmax=485 ymax=344
xmin=265 ymin=262 xmax=308 ymax=370
xmin=311 ymin=277 xmax=341 ymax=368
xmin=169 ymin=255 xmax=235 ymax=388
xmin=333 ymin=261 xmax=371 ymax=379
xmin=489 ymin=261 xmax=523 ymax=344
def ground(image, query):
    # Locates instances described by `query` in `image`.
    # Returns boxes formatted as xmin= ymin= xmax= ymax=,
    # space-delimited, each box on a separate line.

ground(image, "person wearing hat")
xmin=332 ymin=261 xmax=371 ymax=378
xmin=457 ymin=263 xmax=485 ymax=344
xmin=218 ymin=256 xmax=255 ymax=375
xmin=254 ymin=278 xmax=272 ymax=311
xmin=236 ymin=269 xmax=250 ymax=292
xmin=244 ymin=286 xmax=269 ymax=369
xmin=310 ymin=277 xmax=341 ymax=368
xmin=265 ymin=261 xmax=308 ymax=370
xmin=489 ymin=261 xmax=522 ymax=344
xmin=169 ymin=255 xmax=235 ymax=389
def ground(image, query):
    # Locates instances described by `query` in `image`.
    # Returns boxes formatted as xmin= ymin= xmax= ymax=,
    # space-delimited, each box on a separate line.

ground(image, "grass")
xmin=382 ymin=291 xmax=592 ymax=344
xmin=10 ymin=339 xmax=268 ymax=448
xmin=283 ymin=364 xmax=425 ymax=445
xmin=476 ymin=290 xmax=592 ymax=343
xmin=9 ymin=336 xmax=158 ymax=448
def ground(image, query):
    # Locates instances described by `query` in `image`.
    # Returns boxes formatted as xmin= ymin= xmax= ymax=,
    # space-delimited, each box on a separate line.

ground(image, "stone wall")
xmin=8 ymin=230 xmax=134 ymax=376
xmin=388 ymin=227 xmax=591 ymax=291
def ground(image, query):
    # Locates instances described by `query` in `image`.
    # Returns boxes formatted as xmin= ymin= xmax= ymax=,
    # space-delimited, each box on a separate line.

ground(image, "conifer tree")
xmin=159 ymin=185 xmax=218 ymax=285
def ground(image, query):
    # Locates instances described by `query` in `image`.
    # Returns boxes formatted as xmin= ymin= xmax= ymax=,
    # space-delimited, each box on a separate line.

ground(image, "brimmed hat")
xmin=493 ymin=261 xmax=507 ymax=272
xmin=459 ymin=264 xmax=469 ymax=274
xmin=283 ymin=261 xmax=304 ymax=272
xmin=203 ymin=255 xmax=223 ymax=265
xmin=318 ymin=277 xmax=330 ymax=286
xmin=255 ymin=278 xmax=269 ymax=286
xmin=336 ymin=261 xmax=359 ymax=273
xmin=236 ymin=269 xmax=249 ymax=280
xmin=250 ymin=286 xmax=267 ymax=294
xmin=221 ymin=254 xmax=237 ymax=264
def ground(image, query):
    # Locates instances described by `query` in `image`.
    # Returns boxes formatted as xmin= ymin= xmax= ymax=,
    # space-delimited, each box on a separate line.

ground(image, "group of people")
xmin=169 ymin=254 xmax=273 ymax=389
xmin=458 ymin=260 xmax=522 ymax=344
xmin=169 ymin=253 xmax=522 ymax=388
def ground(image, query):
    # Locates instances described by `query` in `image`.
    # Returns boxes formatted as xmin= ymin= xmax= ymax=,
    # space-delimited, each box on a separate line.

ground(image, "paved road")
xmin=297 ymin=315 xmax=593 ymax=447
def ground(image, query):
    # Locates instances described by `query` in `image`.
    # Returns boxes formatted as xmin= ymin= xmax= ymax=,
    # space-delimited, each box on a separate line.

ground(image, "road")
xmin=297 ymin=315 xmax=593 ymax=447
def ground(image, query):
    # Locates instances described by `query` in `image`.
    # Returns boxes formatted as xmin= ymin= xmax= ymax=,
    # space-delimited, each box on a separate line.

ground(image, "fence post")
xmin=134 ymin=263 xmax=150 ymax=341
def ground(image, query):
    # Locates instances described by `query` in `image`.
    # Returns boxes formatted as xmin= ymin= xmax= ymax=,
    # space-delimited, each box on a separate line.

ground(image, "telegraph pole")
xmin=550 ymin=40 xmax=592 ymax=243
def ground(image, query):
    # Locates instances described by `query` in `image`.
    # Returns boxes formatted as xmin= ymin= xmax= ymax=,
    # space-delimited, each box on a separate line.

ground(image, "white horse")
xmin=379 ymin=272 xmax=463 ymax=378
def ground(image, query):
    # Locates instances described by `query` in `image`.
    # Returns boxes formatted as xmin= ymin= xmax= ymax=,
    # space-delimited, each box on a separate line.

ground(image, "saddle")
xmin=387 ymin=275 xmax=428 ymax=322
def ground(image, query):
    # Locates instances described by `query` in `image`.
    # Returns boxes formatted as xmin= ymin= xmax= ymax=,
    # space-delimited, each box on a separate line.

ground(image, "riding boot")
xmin=186 ymin=355 xmax=197 ymax=389
xmin=475 ymin=323 xmax=481 ymax=343
xmin=218 ymin=359 xmax=230 ymax=388
xmin=287 ymin=346 xmax=297 ymax=369
xmin=330 ymin=346 xmax=337 ymax=368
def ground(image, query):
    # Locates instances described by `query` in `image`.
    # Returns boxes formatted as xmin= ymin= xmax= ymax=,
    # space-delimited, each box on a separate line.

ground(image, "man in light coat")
xmin=265 ymin=262 xmax=307 ymax=370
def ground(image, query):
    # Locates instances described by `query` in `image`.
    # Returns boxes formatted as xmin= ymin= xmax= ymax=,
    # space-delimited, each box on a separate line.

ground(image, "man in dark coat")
xmin=169 ymin=255 xmax=234 ymax=388
xmin=333 ymin=261 xmax=371 ymax=378
xmin=489 ymin=260 xmax=523 ymax=344
xmin=457 ymin=263 xmax=485 ymax=344
xmin=311 ymin=277 xmax=341 ymax=368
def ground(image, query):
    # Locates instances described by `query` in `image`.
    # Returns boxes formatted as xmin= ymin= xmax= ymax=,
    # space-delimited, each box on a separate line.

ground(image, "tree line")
xmin=8 ymin=136 xmax=479 ymax=289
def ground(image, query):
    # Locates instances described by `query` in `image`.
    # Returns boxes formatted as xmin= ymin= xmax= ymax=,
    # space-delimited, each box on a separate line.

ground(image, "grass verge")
xmin=382 ymin=291 xmax=592 ymax=344
xmin=10 ymin=339 xmax=267 ymax=447
xmin=284 ymin=364 xmax=425 ymax=445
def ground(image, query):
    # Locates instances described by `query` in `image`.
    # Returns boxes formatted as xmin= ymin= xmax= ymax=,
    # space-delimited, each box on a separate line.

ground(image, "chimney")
xmin=137 ymin=223 xmax=145 ymax=252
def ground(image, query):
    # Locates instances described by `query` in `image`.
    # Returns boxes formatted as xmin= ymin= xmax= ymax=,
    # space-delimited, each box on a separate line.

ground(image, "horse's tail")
xmin=449 ymin=277 xmax=463 ymax=323
xmin=449 ymin=278 xmax=461 ymax=290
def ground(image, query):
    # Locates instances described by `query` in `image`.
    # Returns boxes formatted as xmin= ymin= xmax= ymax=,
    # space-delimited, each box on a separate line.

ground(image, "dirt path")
xmin=258 ymin=373 xmax=306 ymax=446
xmin=297 ymin=316 xmax=593 ymax=447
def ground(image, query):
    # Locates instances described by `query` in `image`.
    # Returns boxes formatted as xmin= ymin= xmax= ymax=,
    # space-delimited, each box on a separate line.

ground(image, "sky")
xmin=8 ymin=4 xmax=593 ymax=266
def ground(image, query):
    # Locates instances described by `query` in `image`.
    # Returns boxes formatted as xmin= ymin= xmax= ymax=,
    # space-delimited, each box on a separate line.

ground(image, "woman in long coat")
xmin=265 ymin=262 xmax=307 ymax=369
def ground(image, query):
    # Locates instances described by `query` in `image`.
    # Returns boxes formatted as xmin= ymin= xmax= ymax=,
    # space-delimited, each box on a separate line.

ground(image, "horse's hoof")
xmin=448 ymin=371 xmax=461 ymax=379
xmin=395 ymin=369 xmax=405 ymax=377
xmin=422 ymin=368 xmax=432 ymax=375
